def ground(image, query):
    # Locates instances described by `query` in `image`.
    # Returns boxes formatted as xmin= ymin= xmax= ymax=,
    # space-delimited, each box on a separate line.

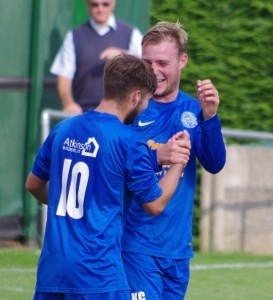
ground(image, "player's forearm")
xmin=25 ymin=173 xmax=48 ymax=205
xmin=29 ymin=187 xmax=48 ymax=205
xmin=158 ymin=163 xmax=183 ymax=206
xmin=143 ymin=164 xmax=183 ymax=216
xmin=197 ymin=115 xmax=226 ymax=173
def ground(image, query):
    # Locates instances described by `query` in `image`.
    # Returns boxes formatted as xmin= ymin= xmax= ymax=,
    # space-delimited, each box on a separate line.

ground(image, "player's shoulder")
xmin=59 ymin=113 xmax=84 ymax=127
xmin=178 ymin=90 xmax=197 ymax=103
xmin=49 ymin=114 xmax=86 ymax=140
xmin=114 ymin=123 xmax=145 ymax=146
xmin=177 ymin=91 xmax=201 ymax=111
xmin=119 ymin=123 xmax=141 ymax=141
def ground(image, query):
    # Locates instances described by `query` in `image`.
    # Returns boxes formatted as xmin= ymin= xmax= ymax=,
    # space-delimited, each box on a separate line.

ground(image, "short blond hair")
xmin=142 ymin=21 xmax=188 ymax=55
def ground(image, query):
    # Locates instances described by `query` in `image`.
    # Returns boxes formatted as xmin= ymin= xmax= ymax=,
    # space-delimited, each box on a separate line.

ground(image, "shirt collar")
xmin=89 ymin=14 xmax=117 ymax=36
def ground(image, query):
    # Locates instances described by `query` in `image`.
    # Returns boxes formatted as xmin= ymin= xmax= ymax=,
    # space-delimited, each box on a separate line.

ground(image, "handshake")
xmin=157 ymin=130 xmax=191 ymax=167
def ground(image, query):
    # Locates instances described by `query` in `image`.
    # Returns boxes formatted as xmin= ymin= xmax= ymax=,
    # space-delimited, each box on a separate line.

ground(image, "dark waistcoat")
xmin=73 ymin=21 xmax=133 ymax=111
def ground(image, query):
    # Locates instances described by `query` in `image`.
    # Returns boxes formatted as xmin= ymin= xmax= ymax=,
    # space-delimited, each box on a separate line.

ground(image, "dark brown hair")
xmin=103 ymin=54 xmax=157 ymax=101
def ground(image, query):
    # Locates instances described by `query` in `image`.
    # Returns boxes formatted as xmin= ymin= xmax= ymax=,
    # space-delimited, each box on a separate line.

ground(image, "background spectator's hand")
xmin=63 ymin=102 xmax=83 ymax=115
xmin=99 ymin=47 xmax=126 ymax=60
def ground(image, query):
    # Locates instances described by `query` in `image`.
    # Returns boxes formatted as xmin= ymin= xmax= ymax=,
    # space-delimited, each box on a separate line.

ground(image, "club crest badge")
xmin=181 ymin=111 xmax=197 ymax=128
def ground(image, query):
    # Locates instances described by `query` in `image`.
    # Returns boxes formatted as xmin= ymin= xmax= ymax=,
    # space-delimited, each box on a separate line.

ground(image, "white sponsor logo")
xmin=181 ymin=111 xmax=197 ymax=128
xmin=131 ymin=291 xmax=146 ymax=300
xmin=62 ymin=137 xmax=99 ymax=157
xmin=138 ymin=120 xmax=155 ymax=127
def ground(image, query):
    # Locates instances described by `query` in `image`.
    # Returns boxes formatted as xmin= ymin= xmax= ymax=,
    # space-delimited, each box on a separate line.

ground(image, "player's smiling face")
xmin=142 ymin=39 xmax=187 ymax=102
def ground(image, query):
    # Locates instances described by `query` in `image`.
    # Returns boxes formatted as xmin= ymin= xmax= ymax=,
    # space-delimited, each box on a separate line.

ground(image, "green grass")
xmin=187 ymin=252 xmax=273 ymax=300
xmin=0 ymin=249 xmax=273 ymax=299
xmin=0 ymin=248 xmax=39 ymax=300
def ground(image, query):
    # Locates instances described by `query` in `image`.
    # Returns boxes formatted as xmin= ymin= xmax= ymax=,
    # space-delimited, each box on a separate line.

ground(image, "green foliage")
xmin=151 ymin=0 xmax=273 ymax=131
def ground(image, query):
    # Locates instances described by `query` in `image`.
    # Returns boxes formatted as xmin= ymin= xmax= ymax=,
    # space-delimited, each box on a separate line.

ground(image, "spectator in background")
xmin=50 ymin=0 xmax=143 ymax=114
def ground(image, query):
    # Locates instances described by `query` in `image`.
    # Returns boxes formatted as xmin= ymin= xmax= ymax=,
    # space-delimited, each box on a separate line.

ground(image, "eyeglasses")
xmin=88 ymin=2 xmax=111 ymax=8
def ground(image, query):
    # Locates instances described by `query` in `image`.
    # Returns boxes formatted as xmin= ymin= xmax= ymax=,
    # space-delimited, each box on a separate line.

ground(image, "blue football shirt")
xmin=31 ymin=110 xmax=162 ymax=294
xmin=123 ymin=91 xmax=226 ymax=259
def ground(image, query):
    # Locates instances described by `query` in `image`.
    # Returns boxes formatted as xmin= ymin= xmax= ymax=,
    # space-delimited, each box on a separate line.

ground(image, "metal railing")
xmin=41 ymin=108 xmax=273 ymax=142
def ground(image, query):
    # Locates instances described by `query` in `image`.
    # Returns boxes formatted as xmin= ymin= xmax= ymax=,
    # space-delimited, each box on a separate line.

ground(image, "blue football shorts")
xmin=34 ymin=291 xmax=131 ymax=300
xmin=122 ymin=251 xmax=190 ymax=300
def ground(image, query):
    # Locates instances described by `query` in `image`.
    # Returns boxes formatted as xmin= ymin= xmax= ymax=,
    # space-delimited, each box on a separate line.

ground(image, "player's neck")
xmin=95 ymin=100 xmax=127 ymax=123
xmin=153 ymin=89 xmax=179 ymax=103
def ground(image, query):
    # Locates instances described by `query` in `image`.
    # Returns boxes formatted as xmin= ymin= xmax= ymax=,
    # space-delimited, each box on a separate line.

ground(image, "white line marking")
xmin=1 ymin=262 xmax=273 ymax=274
xmin=0 ymin=267 xmax=36 ymax=272
xmin=0 ymin=260 xmax=272 ymax=296
xmin=191 ymin=261 xmax=273 ymax=270
xmin=0 ymin=286 xmax=33 ymax=293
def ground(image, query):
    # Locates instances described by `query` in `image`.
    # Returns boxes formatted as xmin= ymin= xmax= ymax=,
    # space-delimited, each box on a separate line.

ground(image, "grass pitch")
xmin=0 ymin=248 xmax=273 ymax=299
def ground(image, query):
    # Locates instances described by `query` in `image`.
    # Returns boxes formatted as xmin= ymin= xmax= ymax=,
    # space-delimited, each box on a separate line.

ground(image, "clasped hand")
xmin=157 ymin=130 xmax=191 ymax=166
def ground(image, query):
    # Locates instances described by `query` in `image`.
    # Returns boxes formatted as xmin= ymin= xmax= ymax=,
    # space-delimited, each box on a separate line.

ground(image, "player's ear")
xmin=178 ymin=53 xmax=188 ymax=71
xmin=131 ymin=90 xmax=141 ymax=108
